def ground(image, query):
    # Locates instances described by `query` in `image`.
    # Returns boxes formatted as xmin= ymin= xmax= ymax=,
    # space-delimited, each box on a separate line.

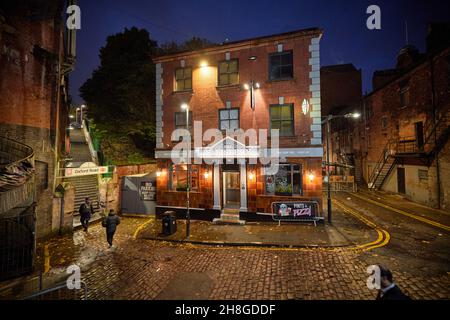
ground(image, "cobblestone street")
xmin=13 ymin=205 xmax=448 ymax=300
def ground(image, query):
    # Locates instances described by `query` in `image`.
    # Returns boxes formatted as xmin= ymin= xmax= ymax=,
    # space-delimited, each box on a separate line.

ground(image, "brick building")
xmin=361 ymin=24 xmax=450 ymax=210
xmin=320 ymin=64 xmax=363 ymax=181
xmin=0 ymin=1 xmax=76 ymax=238
xmin=153 ymin=28 xmax=324 ymax=222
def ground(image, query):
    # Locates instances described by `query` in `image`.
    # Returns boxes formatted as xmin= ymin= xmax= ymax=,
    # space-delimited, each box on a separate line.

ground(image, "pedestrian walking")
xmin=102 ymin=209 xmax=121 ymax=248
xmin=376 ymin=265 xmax=411 ymax=300
xmin=79 ymin=197 xmax=93 ymax=232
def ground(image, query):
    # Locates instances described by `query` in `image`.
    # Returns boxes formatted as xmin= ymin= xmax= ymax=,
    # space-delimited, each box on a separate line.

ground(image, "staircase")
xmin=368 ymin=141 xmax=398 ymax=190
xmin=368 ymin=105 xmax=450 ymax=190
xmin=213 ymin=208 xmax=245 ymax=225
xmin=65 ymin=128 xmax=100 ymax=217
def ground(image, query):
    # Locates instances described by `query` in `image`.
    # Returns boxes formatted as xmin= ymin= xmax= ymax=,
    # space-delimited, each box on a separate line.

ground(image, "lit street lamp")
xmin=322 ymin=112 xmax=361 ymax=223
xmin=181 ymin=103 xmax=191 ymax=239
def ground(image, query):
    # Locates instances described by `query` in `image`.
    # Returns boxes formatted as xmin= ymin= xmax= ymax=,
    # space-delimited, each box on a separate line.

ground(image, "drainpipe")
xmin=430 ymin=55 xmax=441 ymax=209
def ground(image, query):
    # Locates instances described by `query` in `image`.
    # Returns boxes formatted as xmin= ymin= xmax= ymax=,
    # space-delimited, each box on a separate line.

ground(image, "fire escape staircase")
xmin=368 ymin=104 xmax=450 ymax=190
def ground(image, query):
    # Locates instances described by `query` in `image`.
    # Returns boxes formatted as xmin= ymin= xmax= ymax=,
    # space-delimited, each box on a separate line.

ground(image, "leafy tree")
xmin=80 ymin=28 xmax=215 ymax=163
xmin=80 ymin=27 xmax=157 ymax=156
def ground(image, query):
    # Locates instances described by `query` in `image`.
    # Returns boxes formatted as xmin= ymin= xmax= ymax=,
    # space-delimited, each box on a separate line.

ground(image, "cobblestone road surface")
xmin=2 ymin=192 xmax=450 ymax=300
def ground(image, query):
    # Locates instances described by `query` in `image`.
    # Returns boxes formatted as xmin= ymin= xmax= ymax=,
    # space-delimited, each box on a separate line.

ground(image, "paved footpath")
xmin=1 ymin=194 xmax=450 ymax=300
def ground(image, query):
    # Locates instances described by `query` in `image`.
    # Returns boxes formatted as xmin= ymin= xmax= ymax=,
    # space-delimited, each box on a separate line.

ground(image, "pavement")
xmin=0 ymin=190 xmax=449 ymax=300
xmin=137 ymin=209 xmax=374 ymax=248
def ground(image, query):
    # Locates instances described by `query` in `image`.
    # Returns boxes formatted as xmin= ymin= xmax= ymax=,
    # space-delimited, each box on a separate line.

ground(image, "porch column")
xmin=239 ymin=160 xmax=248 ymax=212
xmin=213 ymin=162 xmax=221 ymax=210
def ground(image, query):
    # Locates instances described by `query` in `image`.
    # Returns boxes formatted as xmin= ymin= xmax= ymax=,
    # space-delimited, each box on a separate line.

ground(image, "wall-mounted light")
xmin=69 ymin=114 xmax=75 ymax=119
xmin=248 ymin=56 xmax=257 ymax=61
xmin=204 ymin=171 xmax=210 ymax=179
xmin=308 ymin=171 xmax=315 ymax=183
xmin=243 ymin=81 xmax=260 ymax=110
xmin=199 ymin=60 xmax=208 ymax=68
xmin=156 ymin=170 xmax=162 ymax=177
xmin=248 ymin=172 xmax=255 ymax=180
xmin=302 ymin=99 xmax=310 ymax=115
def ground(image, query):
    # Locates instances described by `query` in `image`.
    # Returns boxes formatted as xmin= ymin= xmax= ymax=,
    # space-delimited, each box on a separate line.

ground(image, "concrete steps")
xmin=213 ymin=209 xmax=245 ymax=225
xmin=65 ymin=128 xmax=100 ymax=217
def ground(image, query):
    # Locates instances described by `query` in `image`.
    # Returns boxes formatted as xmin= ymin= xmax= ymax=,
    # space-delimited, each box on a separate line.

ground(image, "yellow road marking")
xmin=131 ymin=202 xmax=391 ymax=253
xmin=351 ymin=192 xmax=450 ymax=232
xmin=44 ymin=245 xmax=50 ymax=274
xmin=133 ymin=217 xmax=155 ymax=240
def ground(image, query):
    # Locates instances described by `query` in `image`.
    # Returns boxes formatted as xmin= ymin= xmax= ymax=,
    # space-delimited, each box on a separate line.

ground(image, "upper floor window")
xmin=381 ymin=117 xmax=388 ymax=131
xmin=270 ymin=104 xmax=294 ymax=136
xmin=219 ymin=108 xmax=239 ymax=132
xmin=218 ymin=59 xmax=239 ymax=86
xmin=399 ymin=79 xmax=410 ymax=108
xmin=269 ymin=51 xmax=293 ymax=81
xmin=175 ymin=111 xmax=192 ymax=130
xmin=175 ymin=67 xmax=192 ymax=91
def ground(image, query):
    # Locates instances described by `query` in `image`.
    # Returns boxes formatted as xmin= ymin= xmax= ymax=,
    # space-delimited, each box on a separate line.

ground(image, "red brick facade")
xmin=154 ymin=29 xmax=324 ymax=219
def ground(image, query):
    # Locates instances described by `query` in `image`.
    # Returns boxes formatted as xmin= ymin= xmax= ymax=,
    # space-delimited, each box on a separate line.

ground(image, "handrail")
xmin=82 ymin=119 xmax=99 ymax=165
xmin=0 ymin=136 xmax=35 ymax=169
xmin=23 ymin=280 xmax=88 ymax=300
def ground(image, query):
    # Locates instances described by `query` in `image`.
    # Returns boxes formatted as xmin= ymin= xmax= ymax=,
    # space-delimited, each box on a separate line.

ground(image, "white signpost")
xmin=64 ymin=162 xmax=109 ymax=177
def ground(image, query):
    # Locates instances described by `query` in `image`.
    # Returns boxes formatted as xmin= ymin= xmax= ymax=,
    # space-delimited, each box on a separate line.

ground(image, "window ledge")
xmin=172 ymin=90 xmax=193 ymax=95
xmin=267 ymin=77 xmax=295 ymax=83
xmin=216 ymin=84 xmax=241 ymax=90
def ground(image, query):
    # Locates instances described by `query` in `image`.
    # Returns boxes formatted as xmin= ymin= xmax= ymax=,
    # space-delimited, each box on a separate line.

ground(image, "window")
xmin=399 ymin=80 xmax=410 ymax=107
xmin=175 ymin=111 xmax=192 ymax=130
xmin=169 ymin=164 xmax=199 ymax=191
xmin=175 ymin=67 xmax=192 ymax=91
xmin=218 ymin=59 xmax=239 ymax=86
xmin=269 ymin=51 xmax=293 ymax=80
xmin=418 ymin=169 xmax=428 ymax=183
xmin=264 ymin=164 xmax=302 ymax=196
xmin=270 ymin=104 xmax=294 ymax=136
xmin=381 ymin=117 xmax=388 ymax=131
xmin=219 ymin=108 xmax=239 ymax=132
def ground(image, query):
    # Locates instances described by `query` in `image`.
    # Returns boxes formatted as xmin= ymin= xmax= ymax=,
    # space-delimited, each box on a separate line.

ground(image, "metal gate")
xmin=121 ymin=174 xmax=156 ymax=215
xmin=0 ymin=204 xmax=36 ymax=281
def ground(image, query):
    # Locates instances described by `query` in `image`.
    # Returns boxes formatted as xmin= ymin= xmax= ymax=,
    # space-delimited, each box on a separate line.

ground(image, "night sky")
xmin=70 ymin=0 xmax=450 ymax=104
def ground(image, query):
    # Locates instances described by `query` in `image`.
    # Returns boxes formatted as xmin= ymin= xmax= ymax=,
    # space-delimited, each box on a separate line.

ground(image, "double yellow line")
xmin=351 ymin=192 xmax=450 ymax=232
xmin=333 ymin=199 xmax=391 ymax=252
xmin=133 ymin=203 xmax=391 ymax=253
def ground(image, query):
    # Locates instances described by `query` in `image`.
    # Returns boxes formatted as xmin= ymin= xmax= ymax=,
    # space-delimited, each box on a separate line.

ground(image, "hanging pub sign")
xmin=139 ymin=181 xmax=156 ymax=201
xmin=272 ymin=201 xmax=318 ymax=220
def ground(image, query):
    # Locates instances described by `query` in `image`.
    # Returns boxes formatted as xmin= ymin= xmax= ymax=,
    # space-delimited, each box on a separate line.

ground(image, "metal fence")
xmin=0 ymin=204 xmax=36 ymax=281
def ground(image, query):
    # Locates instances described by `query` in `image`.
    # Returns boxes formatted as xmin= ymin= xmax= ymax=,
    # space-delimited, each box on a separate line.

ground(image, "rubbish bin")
xmin=162 ymin=211 xmax=177 ymax=235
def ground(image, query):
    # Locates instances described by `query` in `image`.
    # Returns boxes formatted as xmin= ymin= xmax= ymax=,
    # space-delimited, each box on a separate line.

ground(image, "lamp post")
xmin=181 ymin=103 xmax=191 ymax=239
xmin=322 ymin=112 xmax=361 ymax=223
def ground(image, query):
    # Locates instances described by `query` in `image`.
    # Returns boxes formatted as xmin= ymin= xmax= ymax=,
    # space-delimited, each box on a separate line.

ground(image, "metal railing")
xmin=23 ymin=280 xmax=88 ymax=300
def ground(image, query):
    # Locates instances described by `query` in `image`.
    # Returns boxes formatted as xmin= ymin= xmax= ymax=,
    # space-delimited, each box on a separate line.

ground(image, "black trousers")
xmin=80 ymin=217 xmax=90 ymax=231
xmin=107 ymin=230 xmax=116 ymax=246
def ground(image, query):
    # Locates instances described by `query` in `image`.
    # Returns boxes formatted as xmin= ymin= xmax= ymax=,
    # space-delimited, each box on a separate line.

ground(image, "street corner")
xmin=133 ymin=211 xmax=383 ymax=251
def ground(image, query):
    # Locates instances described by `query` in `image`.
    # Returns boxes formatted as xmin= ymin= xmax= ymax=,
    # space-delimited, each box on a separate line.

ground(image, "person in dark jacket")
xmin=79 ymin=197 xmax=93 ymax=232
xmin=102 ymin=209 xmax=121 ymax=247
xmin=376 ymin=265 xmax=411 ymax=300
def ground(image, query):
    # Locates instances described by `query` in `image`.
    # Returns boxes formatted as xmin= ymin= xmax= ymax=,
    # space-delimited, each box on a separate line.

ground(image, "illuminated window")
xmin=169 ymin=164 xmax=199 ymax=191
xmin=264 ymin=164 xmax=302 ymax=196
xmin=219 ymin=108 xmax=239 ymax=132
xmin=218 ymin=59 xmax=239 ymax=86
xmin=270 ymin=104 xmax=294 ymax=136
xmin=175 ymin=67 xmax=192 ymax=91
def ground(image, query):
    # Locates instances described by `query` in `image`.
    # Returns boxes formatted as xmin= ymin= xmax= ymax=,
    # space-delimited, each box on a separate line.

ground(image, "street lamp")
xmin=322 ymin=112 xmax=361 ymax=223
xmin=181 ymin=103 xmax=191 ymax=239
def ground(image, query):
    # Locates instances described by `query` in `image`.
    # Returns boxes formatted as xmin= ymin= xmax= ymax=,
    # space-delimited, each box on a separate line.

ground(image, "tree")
xmin=80 ymin=27 xmax=157 ymax=156
xmin=158 ymin=37 xmax=215 ymax=55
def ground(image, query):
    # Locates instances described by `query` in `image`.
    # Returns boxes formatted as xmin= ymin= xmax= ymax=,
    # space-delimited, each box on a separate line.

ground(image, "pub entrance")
xmin=222 ymin=164 xmax=240 ymax=209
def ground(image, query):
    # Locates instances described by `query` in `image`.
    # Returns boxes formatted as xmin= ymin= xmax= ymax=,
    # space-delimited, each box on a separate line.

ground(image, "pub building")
xmin=154 ymin=28 xmax=324 ymax=222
